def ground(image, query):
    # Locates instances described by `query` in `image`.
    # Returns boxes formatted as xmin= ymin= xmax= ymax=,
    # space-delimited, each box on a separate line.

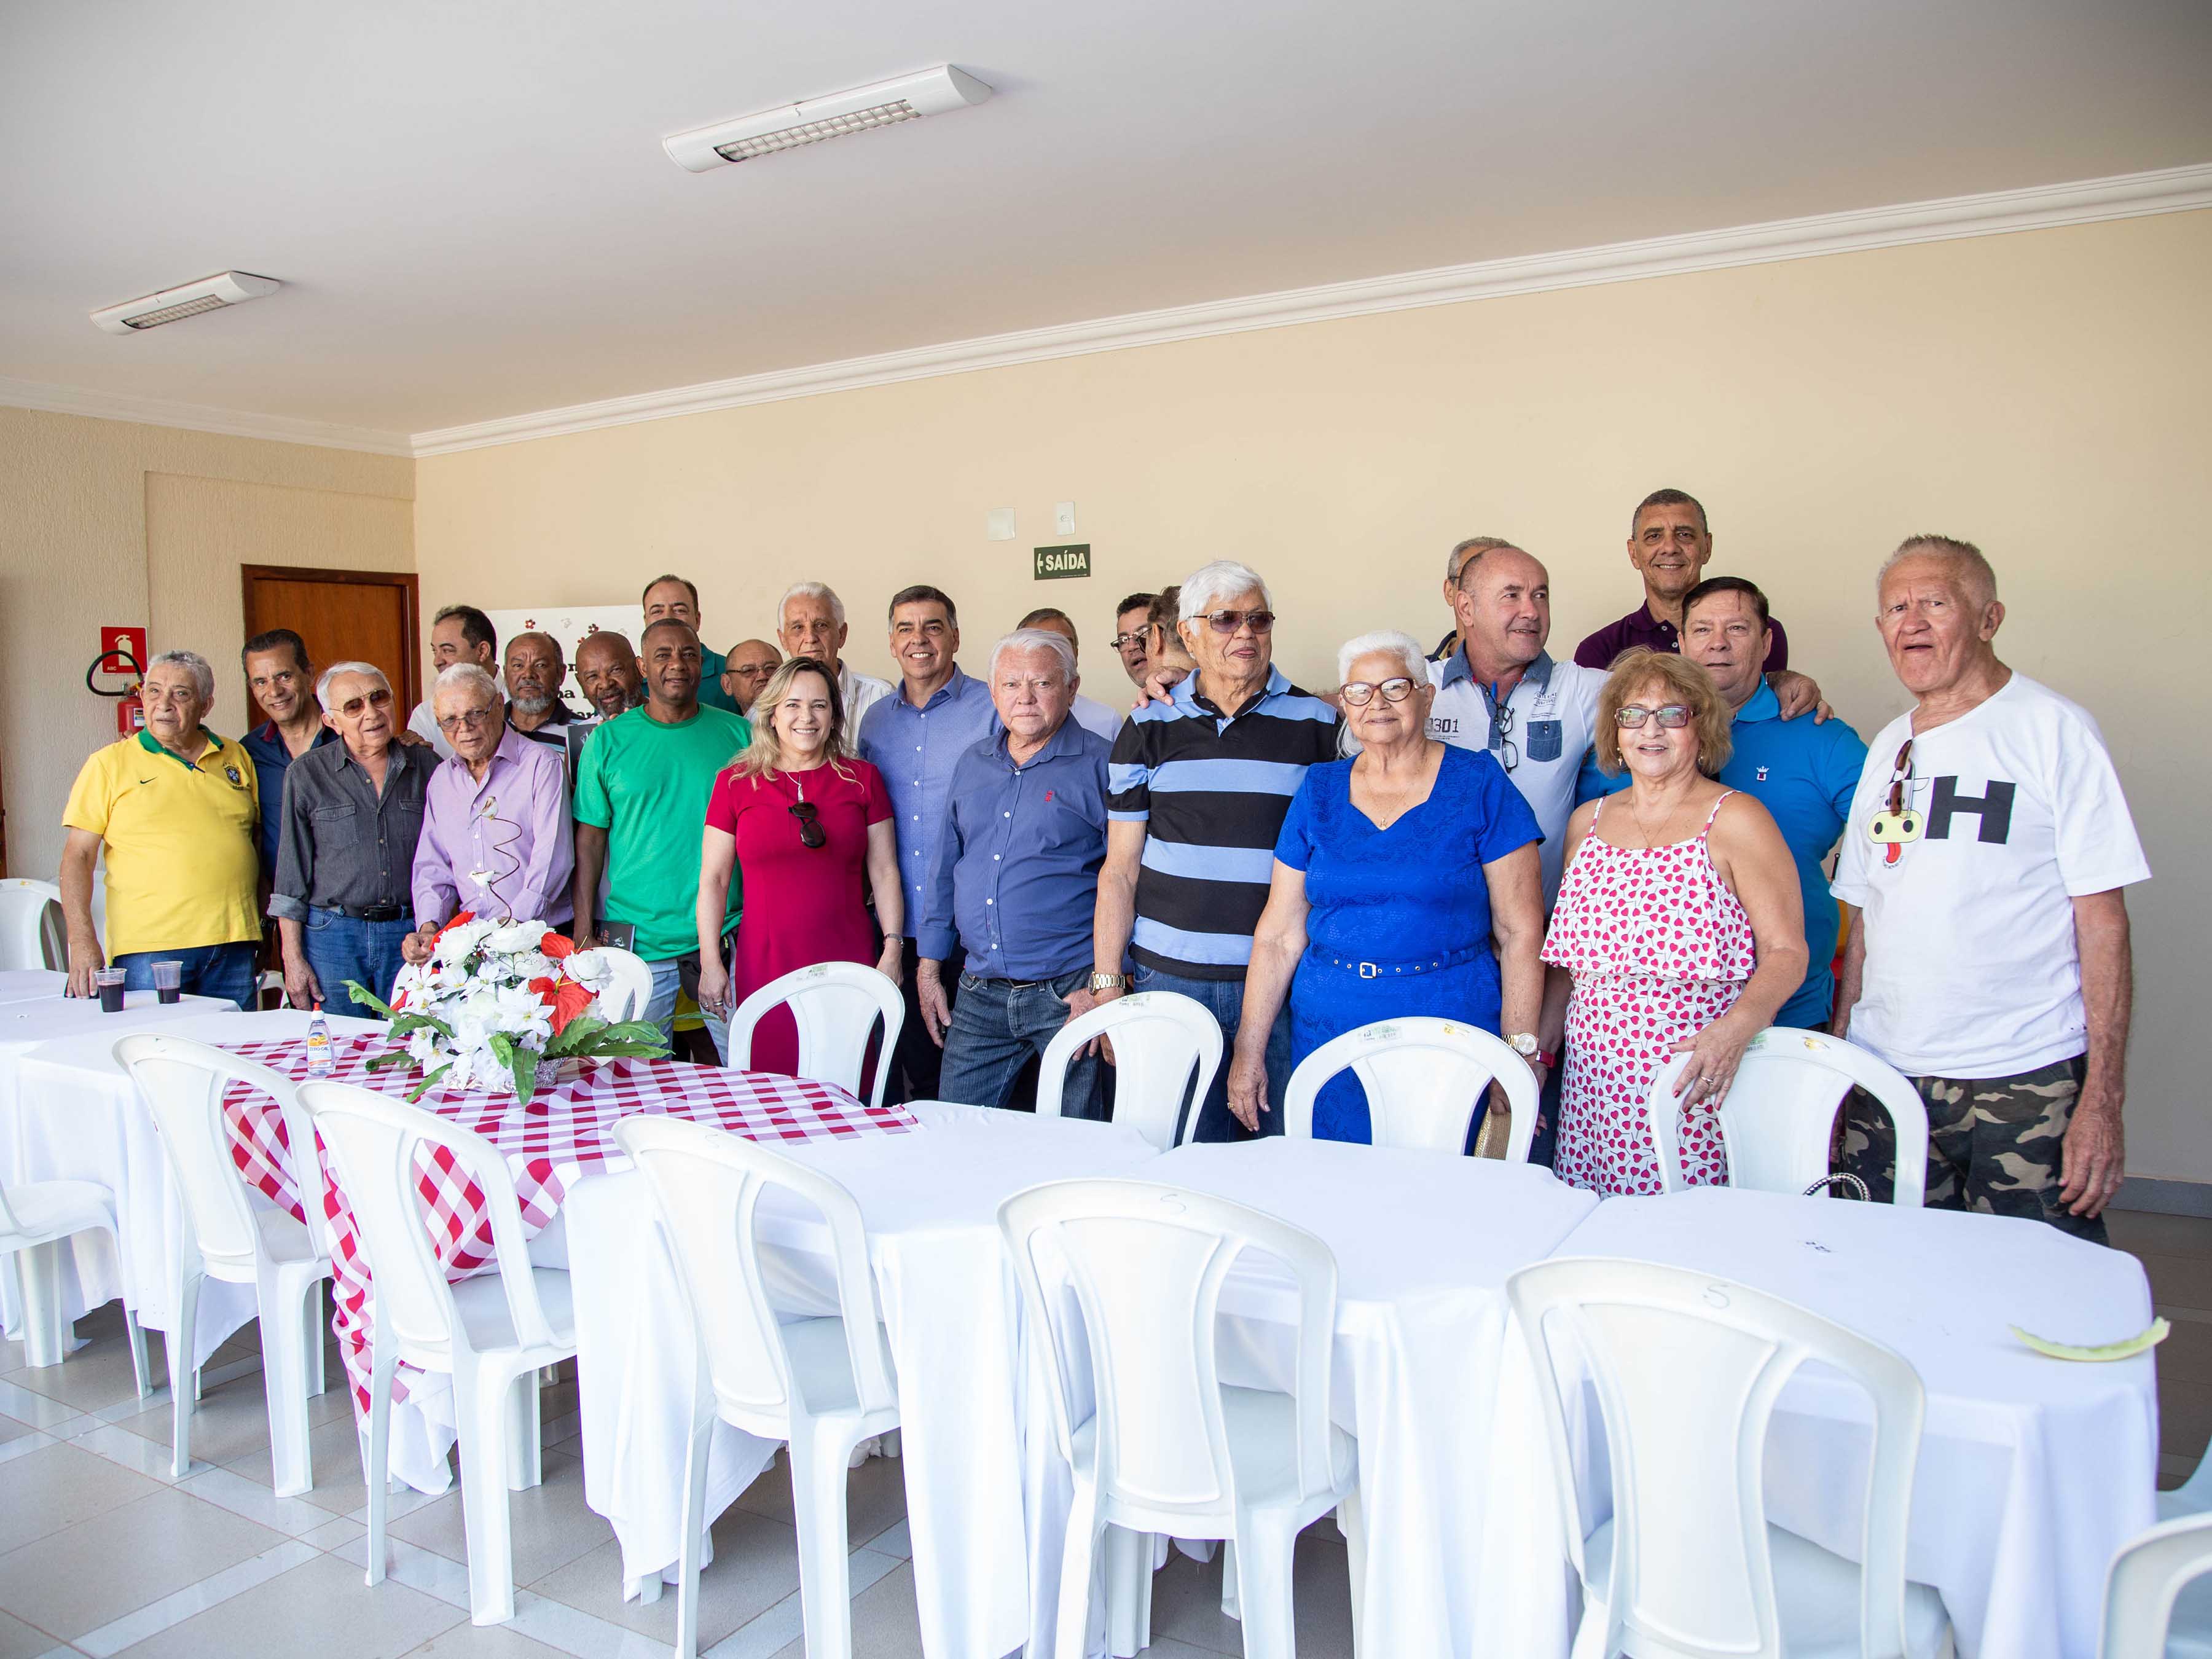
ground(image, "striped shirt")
xmin=1108 ymin=664 xmax=1341 ymax=978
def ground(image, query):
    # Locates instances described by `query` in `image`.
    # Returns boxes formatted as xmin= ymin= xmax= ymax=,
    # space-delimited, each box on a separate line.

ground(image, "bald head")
xmin=1449 ymin=543 xmax=1552 ymax=677
xmin=503 ymin=630 xmax=565 ymax=718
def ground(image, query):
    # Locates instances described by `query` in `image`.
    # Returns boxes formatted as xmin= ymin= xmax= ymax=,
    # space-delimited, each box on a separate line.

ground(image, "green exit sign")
xmin=1033 ymin=543 xmax=1091 ymax=581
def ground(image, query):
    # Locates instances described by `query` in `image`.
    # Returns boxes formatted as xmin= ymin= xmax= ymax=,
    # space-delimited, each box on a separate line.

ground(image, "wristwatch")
xmin=1506 ymin=1032 xmax=1541 ymax=1059
xmin=1088 ymin=971 xmax=1128 ymax=993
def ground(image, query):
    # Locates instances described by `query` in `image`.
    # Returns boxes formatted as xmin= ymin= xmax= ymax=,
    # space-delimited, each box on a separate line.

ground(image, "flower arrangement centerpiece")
xmin=346 ymin=912 xmax=669 ymax=1104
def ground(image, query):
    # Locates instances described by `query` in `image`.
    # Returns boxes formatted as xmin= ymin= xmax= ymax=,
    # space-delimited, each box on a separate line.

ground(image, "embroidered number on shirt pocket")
xmin=1526 ymin=720 xmax=1563 ymax=762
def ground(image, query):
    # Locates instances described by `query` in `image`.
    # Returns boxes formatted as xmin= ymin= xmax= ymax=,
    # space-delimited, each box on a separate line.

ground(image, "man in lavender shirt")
xmin=403 ymin=663 xmax=576 ymax=961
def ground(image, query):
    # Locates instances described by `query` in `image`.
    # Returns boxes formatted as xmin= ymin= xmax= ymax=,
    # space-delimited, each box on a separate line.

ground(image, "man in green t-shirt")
xmin=572 ymin=618 xmax=751 ymax=1057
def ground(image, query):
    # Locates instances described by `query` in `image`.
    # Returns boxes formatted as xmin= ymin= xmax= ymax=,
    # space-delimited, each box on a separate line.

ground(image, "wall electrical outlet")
xmin=1054 ymin=501 xmax=1077 ymax=536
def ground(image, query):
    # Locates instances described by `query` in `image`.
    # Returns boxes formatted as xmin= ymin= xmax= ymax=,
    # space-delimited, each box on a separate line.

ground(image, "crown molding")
xmin=410 ymin=160 xmax=2212 ymax=457
xmin=0 ymin=375 xmax=410 ymax=457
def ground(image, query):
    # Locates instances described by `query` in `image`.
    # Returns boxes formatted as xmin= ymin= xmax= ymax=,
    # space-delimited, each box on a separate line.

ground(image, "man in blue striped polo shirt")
xmin=1091 ymin=560 xmax=1341 ymax=1141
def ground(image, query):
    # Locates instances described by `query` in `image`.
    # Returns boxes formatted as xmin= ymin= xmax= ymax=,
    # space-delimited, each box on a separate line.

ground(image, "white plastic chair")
xmin=2162 ymin=1452 xmax=2212 ymax=1524
xmin=588 ymin=944 xmax=652 ymax=1022
xmin=1283 ymin=1016 xmax=1539 ymax=1161
xmin=726 ymin=962 xmax=904 ymax=1110
xmin=299 ymin=1080 xmax=575 ymax=1626
xmin=0 ymin=1178 xmax=150 ymax=1389
xmin=1647 ymin=1027 xmax=1931 ymax=1205
xmin=0 ymin=877 xmax=62 ymax=970
xmin=2101 ymin=1513 xmax=2212 ymax=1658
xmin=1508 ymin=1256 xmax=1953 ymax=1659
xmin=1001 ymin=1177 xmax=1365 ymax=1659
xmin=1037 ymin=992 xmax=1223 ymax=1149
xmin=613 ymin=1113 xmax=901 ymax=1659
xmin=116 ymin=1035 xmax=334 ymax=1494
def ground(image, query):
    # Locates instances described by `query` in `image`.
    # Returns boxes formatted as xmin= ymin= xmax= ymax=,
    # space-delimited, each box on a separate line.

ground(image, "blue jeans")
xmin=643 ymin=956 xmax=729 ymax=1064
xmin=303 ymin=910 xmax=414 ymax=1013
xmin=116 ymin=942 xmax=259 ymax=1012
xmin=1131 ymin=962 xmax=1290 ymax=1143
xmin=939 ymin=968 xmax=1101 ymax=1118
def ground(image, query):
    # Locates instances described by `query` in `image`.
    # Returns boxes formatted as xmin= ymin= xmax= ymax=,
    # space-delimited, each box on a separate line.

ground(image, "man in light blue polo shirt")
xmin=857 ymin=583 xmax=998 ymax=1101
xmin=1591 ymin=576 xmax=1867 ymax=1028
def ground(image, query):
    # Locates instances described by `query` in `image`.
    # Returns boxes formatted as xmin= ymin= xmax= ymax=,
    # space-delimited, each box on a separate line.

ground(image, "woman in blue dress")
xmin=1226 ymin=630 xmax=1547 ymax=1143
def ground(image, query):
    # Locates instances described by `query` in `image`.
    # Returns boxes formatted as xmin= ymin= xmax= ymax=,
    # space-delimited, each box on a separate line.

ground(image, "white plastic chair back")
xmin=116 ymin=1033 xmax=337 ymax=1269
xmin=1283 ymin=1016 xmax=1539 ymax=1159
xmin=612 ymin=1114 xmax=893 ymax=1429
xmin=591 ymin=946 xmax=653 ymax=1023
xmin=1509 ymin=1255 xmax=1926 ymax=1659
xmin=1647 ymin=1028 xmax=1929 ymax=1205
xmin=1000 ymin=1177 xmax=1339 ymax=1532
xmin=2101 ymin=1513 xmax=2212 ymax=1658
xmin=1036 ymin=992 xmax=1222 ymax=1148
xmin=0 ymin=878 xmax=61 ymax=971
xmin=726 ymin=962 xmax=904 ymax=1110
xmin=298 ymin=1080 xmax=562 ymax=1367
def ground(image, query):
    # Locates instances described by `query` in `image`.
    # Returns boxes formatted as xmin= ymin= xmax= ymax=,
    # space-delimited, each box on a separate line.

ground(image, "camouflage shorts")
xmin=1837 ymin=1054 xmax=2105 ymax=1244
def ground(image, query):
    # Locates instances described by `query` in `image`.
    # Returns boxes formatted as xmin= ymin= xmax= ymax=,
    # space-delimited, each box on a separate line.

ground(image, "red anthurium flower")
xmin=540 ymin=933 xmax=575 ymax=960
xmin=527 ymin=975 xmax=560 ymax=1010
xmin=549 ymin=979 xmax=595 ymax=1033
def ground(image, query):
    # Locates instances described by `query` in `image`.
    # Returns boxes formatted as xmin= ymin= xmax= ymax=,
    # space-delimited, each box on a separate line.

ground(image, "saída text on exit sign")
xmin=1033 ymin=543 xmax=1091 ymax=581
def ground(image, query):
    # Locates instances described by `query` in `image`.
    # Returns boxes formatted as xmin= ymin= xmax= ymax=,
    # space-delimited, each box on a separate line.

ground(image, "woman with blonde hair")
xmin=694 ymin=656 xmax=902 ymax=1076
xmin=1540 ymin=648 xmax=1806 ymax=1193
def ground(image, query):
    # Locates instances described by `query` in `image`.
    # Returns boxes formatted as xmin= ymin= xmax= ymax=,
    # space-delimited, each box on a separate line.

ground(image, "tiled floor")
xmin=1 ymin=1210 xmax=2202 ymax=1658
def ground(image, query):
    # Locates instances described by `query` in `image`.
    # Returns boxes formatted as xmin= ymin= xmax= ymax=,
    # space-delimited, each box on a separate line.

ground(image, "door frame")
xmin=240 ymin=565 xmax=422 ymax=711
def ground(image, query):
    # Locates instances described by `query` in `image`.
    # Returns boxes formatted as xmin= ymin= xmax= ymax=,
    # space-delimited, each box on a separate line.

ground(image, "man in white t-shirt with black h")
xmin=1832 ymin=535 xmax=2148 ymax=1242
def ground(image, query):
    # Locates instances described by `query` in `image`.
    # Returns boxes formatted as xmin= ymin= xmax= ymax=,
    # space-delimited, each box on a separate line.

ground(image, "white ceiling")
xmin=2 ymin=0 xmax=2207 ymax=445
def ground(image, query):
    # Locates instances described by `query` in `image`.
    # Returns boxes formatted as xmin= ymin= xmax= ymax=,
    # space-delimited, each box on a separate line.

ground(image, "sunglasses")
xmin=1885 ymin=737 xmax=1916 ymax=817
xmin=1489 ymin=699 xmax=1520 ymax=773
xmin=1614 ymin=703 xmax=1695 ymax=730
xmin=335 ymin=688 xmax=394 ymax=717
xmin=1199 ymin=609 xmax=1275 ymax=636
xmin=1339 ymin=677 xmax=1417 ymax=707
xmin=788 ymin=801 xmax=826 ymax=850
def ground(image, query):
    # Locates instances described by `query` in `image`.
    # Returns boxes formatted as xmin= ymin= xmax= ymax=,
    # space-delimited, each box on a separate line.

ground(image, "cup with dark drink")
xmin=95 ymin=967 xmax=128 ymax=1013
xmin=151 ymin=960 xmax=183 ymax=1005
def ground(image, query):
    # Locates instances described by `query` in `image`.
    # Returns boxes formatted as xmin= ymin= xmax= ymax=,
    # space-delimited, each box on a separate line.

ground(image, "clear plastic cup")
xmin=95 ymin=966 xmax=128 ymax=1013
xmin=151 ymin=960 xmax=184 ymax=1005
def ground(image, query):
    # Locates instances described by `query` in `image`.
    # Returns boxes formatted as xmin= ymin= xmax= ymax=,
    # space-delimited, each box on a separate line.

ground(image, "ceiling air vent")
xmin=664 ymin=65 xmax=991 ymax=173
xmin=92 ymin=271 xmax=281 ymax=335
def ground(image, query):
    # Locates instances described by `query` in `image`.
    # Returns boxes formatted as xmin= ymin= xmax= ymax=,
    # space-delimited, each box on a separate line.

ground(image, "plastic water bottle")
xmin=305 ymin=1005 xmax=335 ymax=1077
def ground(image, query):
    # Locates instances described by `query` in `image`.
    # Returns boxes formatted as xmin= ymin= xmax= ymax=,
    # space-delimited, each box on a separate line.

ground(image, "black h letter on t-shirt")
xmin=1926 ymin=776 xmax=2016 ymax=844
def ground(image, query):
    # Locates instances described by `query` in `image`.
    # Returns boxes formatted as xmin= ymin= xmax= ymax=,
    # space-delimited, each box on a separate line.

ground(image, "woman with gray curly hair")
xmin=1228 ymin=629 xmax=1547 ymax=1143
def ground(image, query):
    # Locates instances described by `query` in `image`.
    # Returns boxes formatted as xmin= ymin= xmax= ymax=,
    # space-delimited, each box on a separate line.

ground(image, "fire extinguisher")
xmin=87 ymin=646 xmax=146 ymax=736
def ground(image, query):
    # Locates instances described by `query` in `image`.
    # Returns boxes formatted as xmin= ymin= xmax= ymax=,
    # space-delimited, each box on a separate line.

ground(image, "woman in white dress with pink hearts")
xmin=1540 ymin=649 xmax=1808 ymax=1194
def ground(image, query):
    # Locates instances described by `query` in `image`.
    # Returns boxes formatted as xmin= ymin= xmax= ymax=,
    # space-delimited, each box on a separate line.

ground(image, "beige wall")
xmin=416 ymin=208 xmax=2211 ymax=1180
xmin=0 ymin=407 xmax=412 ymax=880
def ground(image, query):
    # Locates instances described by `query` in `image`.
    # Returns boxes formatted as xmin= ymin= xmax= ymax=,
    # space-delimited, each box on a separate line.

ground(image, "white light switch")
xmin=986 ymin=508 xmax=1016 ymax=541
xmin=1055 ymin=501 xmax=1077 ymax=536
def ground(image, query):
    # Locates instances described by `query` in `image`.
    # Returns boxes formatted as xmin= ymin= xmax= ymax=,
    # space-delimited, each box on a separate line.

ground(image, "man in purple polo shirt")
xmin=404 ymin=664 xmax=576 ymax=960
xmin=1574 ymin=488 xmax=1793 ymax=673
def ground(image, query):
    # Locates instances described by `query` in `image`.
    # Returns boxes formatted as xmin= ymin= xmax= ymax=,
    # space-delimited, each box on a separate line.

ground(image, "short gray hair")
xmin=1336 ymin=630 xmax=1429 ymax=686
xmin=1448 ymin=536 xmax=1520 ymax=585
xmin=146 ymin=649 xmax=214 ymax=702
xmin=1880 ymin=534 xmax=1999 ymax=610
xmin=988 ymin=628 xmax=1077 ymax=684
xmin=779 ymin=581 xmax=847 ymax=629
xmin=315 ymin=661 xmax=388 ymax=712
xmin=1178 ymin=560 xmax=1273 ymax=622
xmin=432 ymin=662 xmax=502 ymax=711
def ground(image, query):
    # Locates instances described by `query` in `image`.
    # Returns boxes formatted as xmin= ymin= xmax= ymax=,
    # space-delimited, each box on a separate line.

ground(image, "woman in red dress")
xmin=694 ymin=657 xmax=903 ymax=1076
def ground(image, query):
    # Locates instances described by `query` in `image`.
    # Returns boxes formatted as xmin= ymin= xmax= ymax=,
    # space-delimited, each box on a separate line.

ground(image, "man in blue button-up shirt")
xmin=857 ymin=584 xmax=998 ymax=1100
xmin=917 ymin=628 xmax=1112 ymax=1116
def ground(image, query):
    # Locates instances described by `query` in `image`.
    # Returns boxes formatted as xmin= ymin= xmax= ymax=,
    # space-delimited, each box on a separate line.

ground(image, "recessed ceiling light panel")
xmin=664 ymin=65 xmax=991 ymax=173
xmin=92 ymin=271 xmax=281 ymax=335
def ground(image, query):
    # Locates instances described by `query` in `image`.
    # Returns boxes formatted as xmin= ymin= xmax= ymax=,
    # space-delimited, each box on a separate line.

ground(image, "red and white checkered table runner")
xmin=214 ymin=1033 xmax=916 ymax=1422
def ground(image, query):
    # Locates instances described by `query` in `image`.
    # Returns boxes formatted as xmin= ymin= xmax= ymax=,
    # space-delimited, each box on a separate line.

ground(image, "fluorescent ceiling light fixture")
xmin=92 ymin=270 xmax=280 ymax=335
xmin=665 ymin=65 xmax=991 ymax=172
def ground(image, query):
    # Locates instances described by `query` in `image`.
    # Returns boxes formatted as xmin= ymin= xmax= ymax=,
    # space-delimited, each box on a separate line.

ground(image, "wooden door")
xmin=241 ymin=567 xmax=420 ymax=713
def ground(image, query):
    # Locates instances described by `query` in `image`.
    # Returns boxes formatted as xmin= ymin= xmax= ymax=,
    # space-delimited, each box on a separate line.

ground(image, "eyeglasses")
xmin=1885 ymin=737 xmax=1915 ymax=817
xmin=788 ymin=801 xmax=826 ymax=850
xmin=1614 ymin=703 xmax=1695 ymax=730
xmin=1339 ymin=677 xmax=1417 ymax=707
xmin=1488 ymin=697 xmax=1519 ymax=773
xmin=1109 ymin=632 xmax=1147 ymax=653
xmin=1200 ymin=609 xmax=1275 ymax=636
xmin=335 ymin=688 xmax=394 ymax=717
xmin=435 ymin=705 xmax=498 ymax=733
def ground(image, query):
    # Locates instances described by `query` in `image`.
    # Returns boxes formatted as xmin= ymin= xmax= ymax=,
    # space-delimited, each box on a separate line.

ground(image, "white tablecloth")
xmin=1487 ymin=1188 xmax=2159 ymax=1659
xmin=0 ymin=970 xmax=66 ymax=1004
xmin=1142 ymin=1139 xmax=1603 ymax=1659
xmin=0 ymin=992 xmax=245 ymax=1354
xmin=567 ymin=1100 xmax=1164 ymax=1659
xmin=2 ymin=1007 xmax=375 ymax=1363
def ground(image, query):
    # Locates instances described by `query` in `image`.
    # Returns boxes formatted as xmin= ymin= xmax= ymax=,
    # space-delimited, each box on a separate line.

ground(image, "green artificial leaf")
xmin=510 ymin=1045 xmax=539 ymax=1105
xmin=386 ymin=1013 xmax=452 ymax=1041
xmin=345 ymin=981 xmax=396 ymax=1019
xmin=544 ymin=1014 xmax=608 ymax=1058
xmin=406 ymin=1063 xmax=451 ymax=1101
xmin=363 ymin=1051 xmax=413 ymax=1073
xmin=581 ymin=1040 xmax=673 ymax=1058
